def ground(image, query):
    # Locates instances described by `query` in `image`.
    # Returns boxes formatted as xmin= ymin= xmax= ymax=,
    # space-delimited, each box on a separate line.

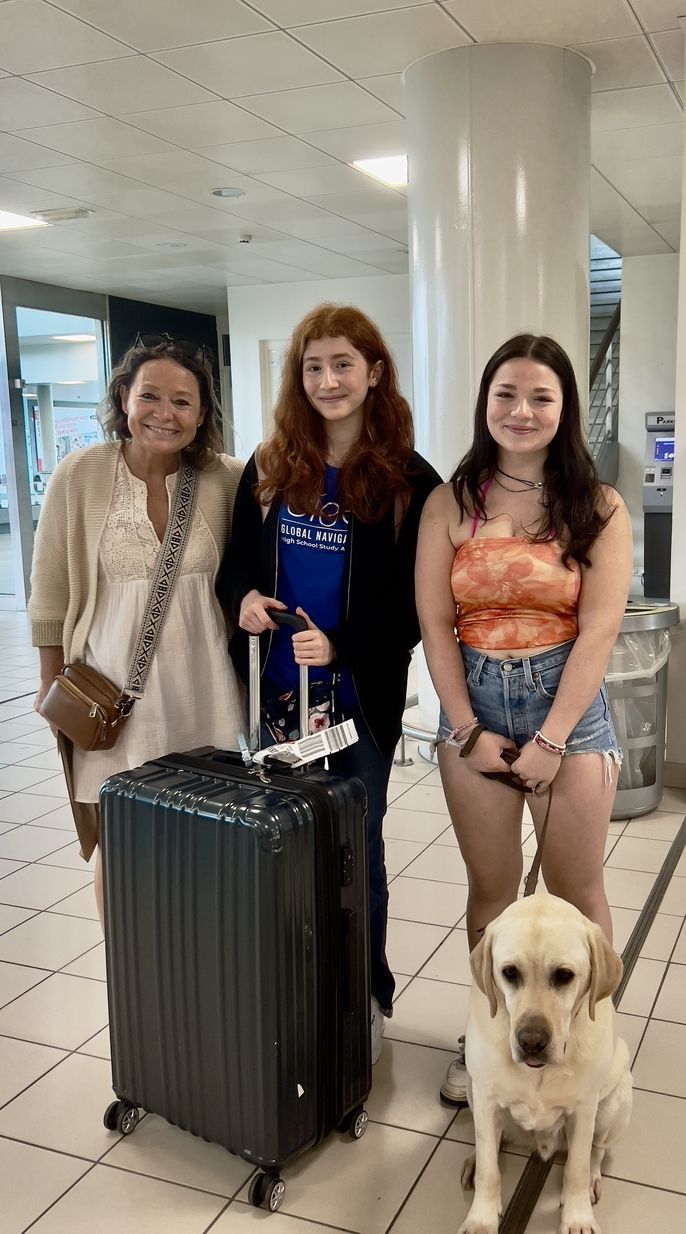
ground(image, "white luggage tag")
xmin=253 ymin=718 xmax=359 ymax=768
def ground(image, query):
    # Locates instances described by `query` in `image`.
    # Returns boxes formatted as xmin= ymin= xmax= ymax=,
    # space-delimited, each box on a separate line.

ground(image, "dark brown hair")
xmin=452 ymin=333 xmax=613 ymax=566
xmin=99 ymin=338 xmax=224 ymax=469
xmin=256 ymin=303 xmax=414 ymax=521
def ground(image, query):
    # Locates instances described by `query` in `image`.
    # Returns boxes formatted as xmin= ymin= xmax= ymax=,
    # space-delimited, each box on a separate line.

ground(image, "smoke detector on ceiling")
xmin=238 ymin=234 xmax=252 ymax=244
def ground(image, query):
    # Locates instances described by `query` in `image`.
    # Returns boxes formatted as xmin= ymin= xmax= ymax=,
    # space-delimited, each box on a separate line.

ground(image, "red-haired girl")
xmin=218 ymin=303 xmax=440 ymax=1062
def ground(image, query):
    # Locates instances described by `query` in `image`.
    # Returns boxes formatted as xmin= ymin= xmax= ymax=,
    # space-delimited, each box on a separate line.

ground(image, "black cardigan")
xmin=216 ymin=451 xmax=442 ymax=758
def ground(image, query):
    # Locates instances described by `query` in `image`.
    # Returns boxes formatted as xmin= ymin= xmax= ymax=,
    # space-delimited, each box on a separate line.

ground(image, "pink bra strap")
xmin=470 ymin=476 xmax=492 ymax=537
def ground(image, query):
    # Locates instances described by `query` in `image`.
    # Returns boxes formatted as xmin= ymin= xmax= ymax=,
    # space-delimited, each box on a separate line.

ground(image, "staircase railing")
xmin=588 ymin=303 xmax=620 ymax=485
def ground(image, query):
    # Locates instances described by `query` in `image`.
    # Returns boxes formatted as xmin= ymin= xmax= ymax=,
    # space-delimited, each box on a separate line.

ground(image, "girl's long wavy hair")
xmin=256 ymin=303 xmax=414 ymax=520
xmin=452 ymin=333 xmax=613 ymax=566
xmin=99 ymin=338 xmax=224 ymax=469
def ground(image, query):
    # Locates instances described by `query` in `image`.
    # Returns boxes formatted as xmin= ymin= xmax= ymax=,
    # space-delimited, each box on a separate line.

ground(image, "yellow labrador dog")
xmin=458 ymin=894 xmax=632 ymax=1234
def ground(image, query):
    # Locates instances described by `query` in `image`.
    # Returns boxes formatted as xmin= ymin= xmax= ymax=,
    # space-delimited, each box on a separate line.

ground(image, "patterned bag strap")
xmin=120 ymin=462 xmax=198 ymax=706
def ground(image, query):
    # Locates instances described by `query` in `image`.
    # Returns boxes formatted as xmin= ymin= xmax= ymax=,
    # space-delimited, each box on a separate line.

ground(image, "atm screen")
xmin=653 ymin=437 xmax=675 ymax=463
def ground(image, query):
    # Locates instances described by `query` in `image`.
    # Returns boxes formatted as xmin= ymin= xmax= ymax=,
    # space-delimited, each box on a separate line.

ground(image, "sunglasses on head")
xmin=134 ymin=332 xmax=213 ymax=364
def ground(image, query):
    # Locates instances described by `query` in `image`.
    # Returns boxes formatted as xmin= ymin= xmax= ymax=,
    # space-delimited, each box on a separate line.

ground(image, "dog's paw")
xmin=457 ymin=1217 xmax=500 ymax=1234
xmin=460 ymin=1153 xmax=476 ymax=1190
xmin=559 ymin=1203 xmax=601 ymax=1234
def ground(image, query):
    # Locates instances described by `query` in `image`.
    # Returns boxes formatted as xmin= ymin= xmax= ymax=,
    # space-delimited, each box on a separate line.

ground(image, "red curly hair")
xmin=256 ymin=303 xmax=414 ymax=521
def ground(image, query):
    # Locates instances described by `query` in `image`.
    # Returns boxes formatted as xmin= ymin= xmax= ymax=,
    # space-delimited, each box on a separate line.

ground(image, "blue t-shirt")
xmin=266 ymin=466 xmax=356 ymax=709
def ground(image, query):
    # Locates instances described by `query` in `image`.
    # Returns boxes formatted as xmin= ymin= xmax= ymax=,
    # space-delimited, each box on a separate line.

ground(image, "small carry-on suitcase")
xmin=100 ymin=619 xmax=371 ymax=1212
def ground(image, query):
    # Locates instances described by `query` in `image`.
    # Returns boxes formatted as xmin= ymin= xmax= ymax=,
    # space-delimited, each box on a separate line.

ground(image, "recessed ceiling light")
xmin=0 ymin=209 xmax=50 ymax=232
xmin=352 ymin=155 xmax=408 ymax=188
xmin=212 ymin=187 xmax=245 ymax=198
xmin=58 ymin=380 xmax=87 ymax=385
xmin=51 ymin=334 xmax=97 ymax=342
xmin=32 ymin=207 xmax=93 ymax=222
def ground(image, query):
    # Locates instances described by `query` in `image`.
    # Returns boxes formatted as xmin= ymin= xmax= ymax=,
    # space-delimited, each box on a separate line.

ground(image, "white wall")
xmin=617 ymin=254 xmax=679 ymax=570
xmin=227 ymin=274 xmax=410 ymax=460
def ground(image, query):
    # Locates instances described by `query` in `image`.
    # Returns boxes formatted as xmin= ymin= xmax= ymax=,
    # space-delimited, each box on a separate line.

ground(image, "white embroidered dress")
xmin=73 ymin=456 xmax=243 ymax=802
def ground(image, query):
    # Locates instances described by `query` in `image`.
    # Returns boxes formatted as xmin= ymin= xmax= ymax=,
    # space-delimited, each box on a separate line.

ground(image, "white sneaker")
xmin=440 ymin=1035 xmax=467 ymax=1105
xmin=371 ymin=996 xmax=385 ymax=1065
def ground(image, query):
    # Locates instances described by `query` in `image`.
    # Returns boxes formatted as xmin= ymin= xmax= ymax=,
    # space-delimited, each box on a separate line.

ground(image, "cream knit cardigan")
xmin=29 ymin=441 xmax=243 ymax=658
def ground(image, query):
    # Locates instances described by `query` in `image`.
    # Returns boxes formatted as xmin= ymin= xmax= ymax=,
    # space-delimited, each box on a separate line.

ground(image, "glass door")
xmin=0 ymin=278 xmax=108 ymax=608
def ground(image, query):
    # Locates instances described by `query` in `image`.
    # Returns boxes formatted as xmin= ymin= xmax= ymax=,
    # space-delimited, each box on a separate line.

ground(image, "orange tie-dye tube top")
xmin=450 ymin=537 xmax=581 ymax=651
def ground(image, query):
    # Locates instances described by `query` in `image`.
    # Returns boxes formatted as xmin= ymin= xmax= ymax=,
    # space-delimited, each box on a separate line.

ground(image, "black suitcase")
xmin=100 ymin=626 xmax=371 ymax=1213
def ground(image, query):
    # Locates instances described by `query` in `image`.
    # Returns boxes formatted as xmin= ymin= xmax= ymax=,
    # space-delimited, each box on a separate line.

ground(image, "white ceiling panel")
xmin=321 ymin=230 xmax=403 ymax=254
xmin=15 ymin=117 xmax=176 ymax=161
xmin=238 ymin=81 xmax=397 ymax=132
xmin=592 ymin=122 xmax=683 ymax=164
xmin=442 ymin=0 xmax=640 ymax=44
xmin=254 ymin=163 xmax=377 ymax=198
xmin=122 ymin=101 xmax=279 ymax=149
xmin=0 ymin=131 xmax=76 ymax=170
xmin=304 ymin=121 xmax=407 ymax=162
xmin=574 ymin=36 xmax=665 ymax=91
xmin=631 ymin=2 xmax=685 ymax=33
xmin=5 ymin=163 xmax=198 ymax=217
xmin=154 ymin=32 xmax=343 ymax=98
xmin=252 ymin=0 xmax=430 ymax=25
xmin=651 ymin=29 xmax=685 ymax=80
xmin=358 ymin=74 xmax=405 ymax=115
xmin=0 ymin=0 xmax=131 ymax=73
xmin=595 ymin=220 xmax=672 ymax=254
xmin=0 ymin=78 xmax=100 ymax=129
xmin=101 ymin=149 xmax=282 ymax=199
xmin=0 ymin=173 xmax=90 ymax=214
xmin=26 ymin=57 xmax=216 ymax=114
xmin=274 ymin=214 xmax=387 ymax=241
xmin=50 ymin=0 xmax=275 ymax=52
xmin=602 ymin=154 xmax=682 ymax=221
xmin=654 ymin=221 xmax=682 ymax=247
xmin=591 ymin=82 xmax=682 ymax=129
xmin=197 ymin=136 xmax=336 ymax=174
xmin=294 ymin=6 xmax=470 ymax=78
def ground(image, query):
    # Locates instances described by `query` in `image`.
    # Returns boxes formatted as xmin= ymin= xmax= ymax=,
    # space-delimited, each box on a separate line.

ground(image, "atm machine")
xmin=642 ymin=412 xmax=675 ymax=600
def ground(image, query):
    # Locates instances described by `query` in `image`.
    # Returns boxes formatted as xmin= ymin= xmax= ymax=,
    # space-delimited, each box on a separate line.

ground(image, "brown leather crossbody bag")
xmin=40 ymin=462 xmax=198 ymax=751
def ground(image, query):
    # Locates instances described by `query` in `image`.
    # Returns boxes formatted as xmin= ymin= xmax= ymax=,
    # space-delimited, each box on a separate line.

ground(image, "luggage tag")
xmin=253 ymin=717 xmax=359 ymax=768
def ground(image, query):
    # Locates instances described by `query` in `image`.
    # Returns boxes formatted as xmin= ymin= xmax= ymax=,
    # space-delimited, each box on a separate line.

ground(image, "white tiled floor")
xmin=1 ymin=612 xmax=685 ymax=1233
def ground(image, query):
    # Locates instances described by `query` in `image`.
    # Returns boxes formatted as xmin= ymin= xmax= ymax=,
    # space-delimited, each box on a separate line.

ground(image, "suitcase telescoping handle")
xmin=248 ymin=610 xmax=309 ymax=752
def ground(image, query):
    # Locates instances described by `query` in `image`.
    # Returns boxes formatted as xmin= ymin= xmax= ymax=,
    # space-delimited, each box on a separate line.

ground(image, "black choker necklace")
xmin=495 ymin=467 xmax=544 ymax=491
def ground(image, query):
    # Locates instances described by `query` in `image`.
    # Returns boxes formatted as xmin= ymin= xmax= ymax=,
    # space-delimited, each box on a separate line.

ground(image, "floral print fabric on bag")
xmin=451 ymin=537 xmax=581 ymax=651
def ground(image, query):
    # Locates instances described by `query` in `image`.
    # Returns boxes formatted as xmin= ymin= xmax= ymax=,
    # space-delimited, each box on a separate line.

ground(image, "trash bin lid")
xmin=620 ymin=600 xmax=680 ymax=633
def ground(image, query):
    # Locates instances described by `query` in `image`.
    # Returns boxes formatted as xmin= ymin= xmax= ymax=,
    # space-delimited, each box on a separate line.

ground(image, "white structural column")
xmin=404 ymin=43 xmax=592 ymax=741
xmin=36 ymin=385 xmax=57 ymax=475
xmin=665 ymin=23 xmax=686 ymax=788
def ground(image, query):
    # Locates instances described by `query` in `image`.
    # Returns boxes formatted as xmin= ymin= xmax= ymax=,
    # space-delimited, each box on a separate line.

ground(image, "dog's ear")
xmin=470 ymin=930 xmax=498 ymax=1018
xmin=587 ymin=924 xmax=623 ymax=1021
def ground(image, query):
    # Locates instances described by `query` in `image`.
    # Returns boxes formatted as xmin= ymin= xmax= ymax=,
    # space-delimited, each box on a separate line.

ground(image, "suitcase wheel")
xmin=103 ymin=1100 xmax=140 ymax=1136
xmin=348 ymin=1106 xmax=369 ymax=1140
xmin=249 ymin=1172 xmax=286 ymax=1212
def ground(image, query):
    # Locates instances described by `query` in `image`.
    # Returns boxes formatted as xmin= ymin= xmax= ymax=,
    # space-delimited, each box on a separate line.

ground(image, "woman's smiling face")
xmin=121 ymin=358 xmax=205 ymax=458
xmin=486 ymin=358 xmax=563 ymax=459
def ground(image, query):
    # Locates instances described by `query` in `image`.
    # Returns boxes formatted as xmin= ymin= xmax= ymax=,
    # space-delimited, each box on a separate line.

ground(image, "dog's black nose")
xmin=516 ymin=1024 xmax=549 ymax=1055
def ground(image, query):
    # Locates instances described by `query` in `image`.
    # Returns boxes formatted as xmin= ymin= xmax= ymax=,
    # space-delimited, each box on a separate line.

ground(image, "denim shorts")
xmin=436 ymin=640 xmax=621 ymax=763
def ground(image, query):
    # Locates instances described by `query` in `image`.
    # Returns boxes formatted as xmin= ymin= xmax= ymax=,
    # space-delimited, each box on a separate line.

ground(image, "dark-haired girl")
xmin=217 ymin=303 xmax=440 ymax=1062
xmin=415 ymin=334 xmax=632 ymax=1104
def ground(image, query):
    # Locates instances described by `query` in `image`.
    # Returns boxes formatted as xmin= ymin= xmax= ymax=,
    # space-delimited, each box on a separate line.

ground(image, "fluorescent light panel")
xmin=352 ymin=155 xmax=408 ymax=187
xmin=0 ymin=209 xmax=50 ymax=232
xmin=52 ymin=334 xmax=97 ymax=342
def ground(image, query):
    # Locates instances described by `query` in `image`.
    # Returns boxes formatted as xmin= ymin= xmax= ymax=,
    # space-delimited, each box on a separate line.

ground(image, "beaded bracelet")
xmin=533 ymin=730 xmax=566 ymax=757
xmin=445 ymin=716 xmax=479 ymax=744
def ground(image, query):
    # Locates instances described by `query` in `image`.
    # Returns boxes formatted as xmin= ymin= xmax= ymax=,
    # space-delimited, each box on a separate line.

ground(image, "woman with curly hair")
xmin=218 ymin=303 xmax=441 ymax=1062
xmin=30 ymin=335 xmax=244 ymax=923
xmin=415 ymin=333 xmax=632 ymax=1104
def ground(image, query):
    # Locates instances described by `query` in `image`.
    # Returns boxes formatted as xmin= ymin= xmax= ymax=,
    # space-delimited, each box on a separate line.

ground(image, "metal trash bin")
xmin=607 ymin=601 xmax=680 ymax=819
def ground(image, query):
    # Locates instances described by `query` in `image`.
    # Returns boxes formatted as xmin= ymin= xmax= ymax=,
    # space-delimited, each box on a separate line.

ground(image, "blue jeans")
xmin=329 ymin=713 xmax=395 ymax=1016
